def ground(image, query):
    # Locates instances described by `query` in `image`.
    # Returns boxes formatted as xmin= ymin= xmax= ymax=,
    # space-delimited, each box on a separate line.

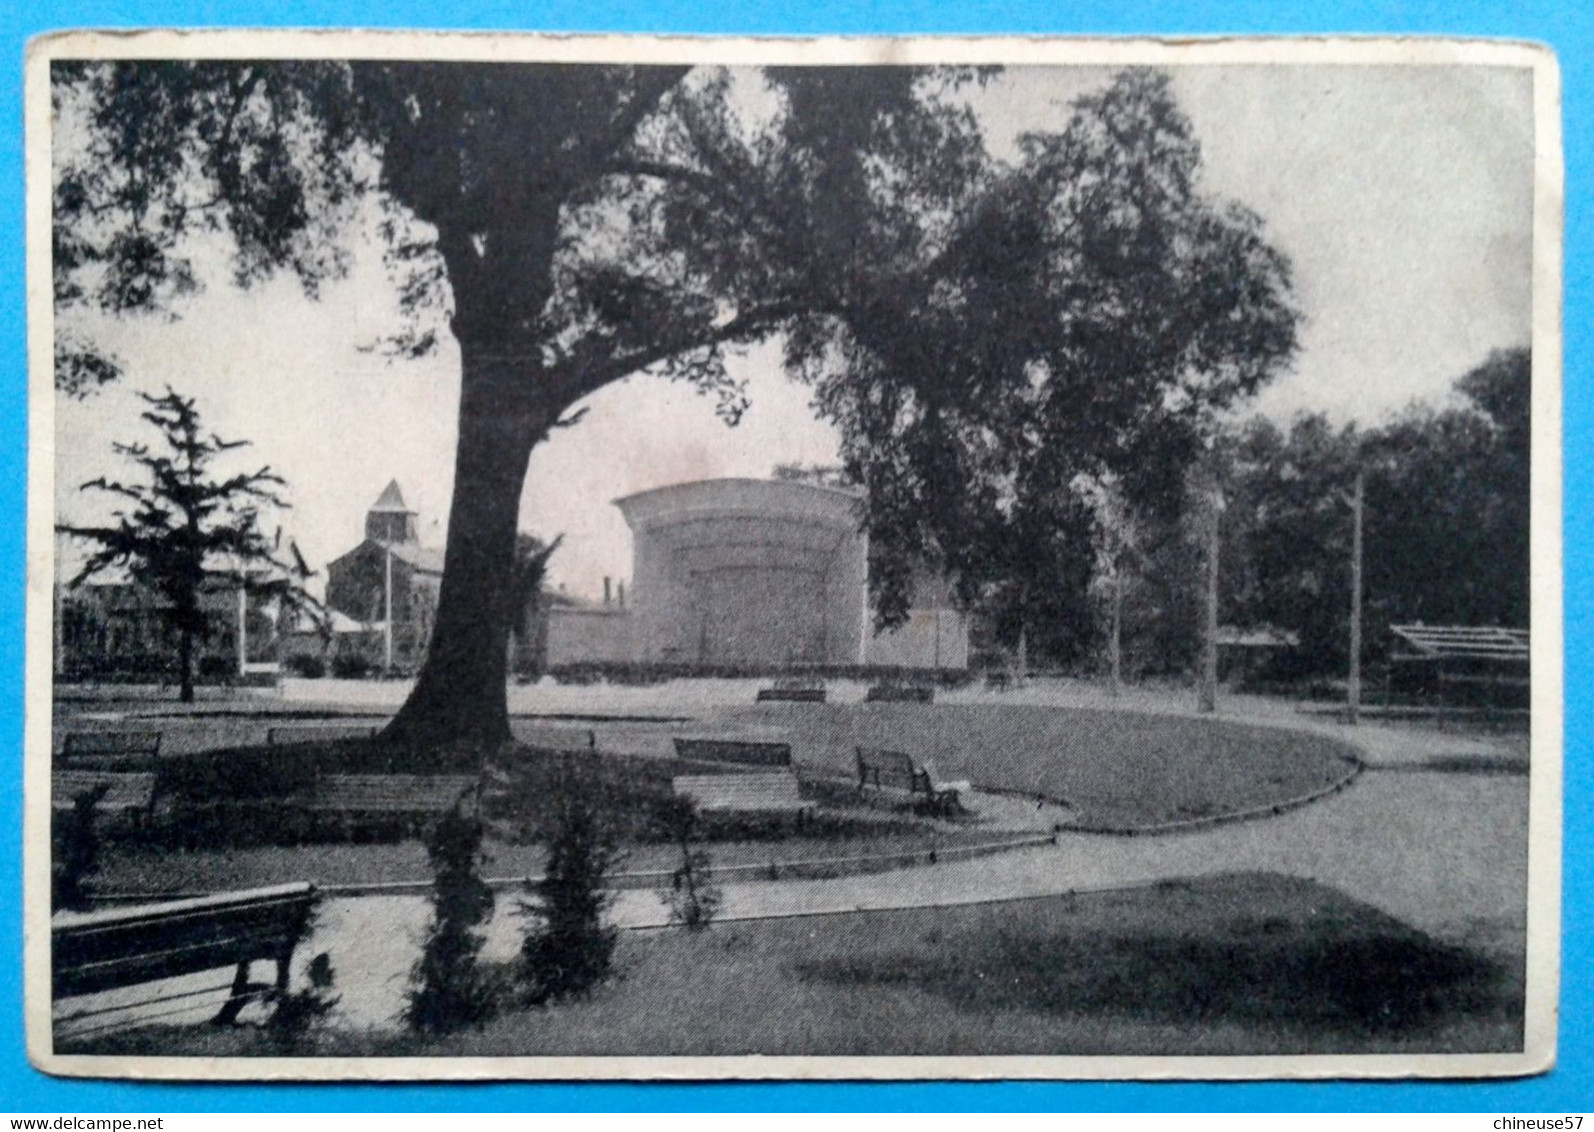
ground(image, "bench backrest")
xmin=856 ymin=746 xmax=932 ymax=794
xmin=266 ymin=723 xmax=380 ymax=746
xmin=302 ymin=774 xmax=477 ymax=814
xmin=756 ymin=687 xmax=826 ymax=703
xmin=53 ymin=882 xmax=317 ymax=999
xmin=673 ymin=772 xmax=804 ymax=812
xmin=60 ymin=731 xmax=162 ymax=768
xmin=864 ymin=684 xmax=934 ymax=703
xmin=521 ymin=727 xmax=597 ymax=752
xmin=672 ymin=737 xmax=793 ymax=768
xmin=52 ymin=770 xmax=156 ymax=813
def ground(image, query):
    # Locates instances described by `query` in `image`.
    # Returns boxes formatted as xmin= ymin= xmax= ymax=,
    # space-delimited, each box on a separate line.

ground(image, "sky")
xmin=52 ymin=61 xmax=1536 ymax=600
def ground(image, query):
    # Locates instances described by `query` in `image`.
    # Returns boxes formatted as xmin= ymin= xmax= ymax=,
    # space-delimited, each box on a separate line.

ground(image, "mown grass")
xmin=715 ymin=703 xmax=1360 ymax=829
xmin=63 ymin=871 xmax=1522 ymax=1058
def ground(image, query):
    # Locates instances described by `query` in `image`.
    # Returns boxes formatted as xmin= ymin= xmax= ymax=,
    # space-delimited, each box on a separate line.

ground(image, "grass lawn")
xmin=65 ymin=871 xmax=1522 ymax=1058
xmin=714 ymin=703 xmax=1360 ymax=829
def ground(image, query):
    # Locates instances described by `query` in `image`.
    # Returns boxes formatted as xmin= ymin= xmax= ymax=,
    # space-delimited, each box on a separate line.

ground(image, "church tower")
xmin=365 ymin=480 xmax=418 ymax=545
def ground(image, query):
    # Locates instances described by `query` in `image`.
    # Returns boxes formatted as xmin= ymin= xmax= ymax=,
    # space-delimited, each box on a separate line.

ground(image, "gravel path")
xmin=55 ymin=759 xmax=1527 ymax=1038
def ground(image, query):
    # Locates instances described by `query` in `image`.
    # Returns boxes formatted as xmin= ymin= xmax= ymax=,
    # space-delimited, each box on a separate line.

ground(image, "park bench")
xmin=52 ymin=882 xmax=318 ymax=1031
xmin=755 ymin=687 xmax=826 ymax=703
xmin=52 ymin=769 xmax=160 ymax=831
xmin=672 ymin=737 xmax=793 ymax=768
xmin=856 ymin=746 xmax=963 ymax=815
xmin=672 ymin=771 xmax=811 ymax=819
xmin=864 ymin=684 xmax=934 ymax=704
xmin=520 ymin=726 xmax=597 ymax=752
xmin=266 ymin=722 xmax=380 ymax=746
xmin=60 ymin=730 xmax=162 ymax=769
xmin=290 ymin=774 xmax=480 ymax=825
xmin=984 ymin=671 xmax=1012 ymax=691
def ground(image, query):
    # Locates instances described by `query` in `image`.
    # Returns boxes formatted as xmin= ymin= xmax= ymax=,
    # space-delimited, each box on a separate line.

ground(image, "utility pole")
xmin=1198 ymin=488 xmax=1222 ymax=714
xmin=237 ymin=582 xmax=248 ymax=678
xmin=1109 ymin=567 xmax=1123 ymax=698
xmin=1348 ymin=466 xmax=1365 ymax=725
xmin=384 ymin=544 xmax=394 ymax=675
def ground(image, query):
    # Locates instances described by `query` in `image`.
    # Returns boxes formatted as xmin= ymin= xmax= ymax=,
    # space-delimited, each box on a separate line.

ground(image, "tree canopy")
xmin=795 ymin=69 xmax=1300 ymax=646
xmin=52 ymin=60 xmax=1300 ymax=747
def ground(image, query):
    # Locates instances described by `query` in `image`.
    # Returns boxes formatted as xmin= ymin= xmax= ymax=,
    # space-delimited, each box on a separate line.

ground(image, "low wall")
xmin=546 ymin=606 xmax=634 ymax=665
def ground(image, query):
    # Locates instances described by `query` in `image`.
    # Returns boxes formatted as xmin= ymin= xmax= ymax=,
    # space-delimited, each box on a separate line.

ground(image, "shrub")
xmin=548 ymin=661 xmax=975 ymax=688
xmin=265 ymin=951 xmax=340 ymax=1048
xmin=517 ymin=755 xmax=620 ymax=1004
xmin=330 ymin=652 xmax=373 ymax=680
xmin=657 ymin=795 xmax=721 ymax=931
xmin=403 ymin=806 xmax=499 ymax=1034
xmin=197 ymin=654 xmax=236 ymax=681
xmin=284 ymin=653 xmax=327 ymax=678
xmin=52 ymin=783 xmax=108 ymax=912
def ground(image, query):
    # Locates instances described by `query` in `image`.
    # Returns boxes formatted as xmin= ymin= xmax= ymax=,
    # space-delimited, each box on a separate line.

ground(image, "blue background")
xmin=3 ymin=0 xmax=1586 ymax=1113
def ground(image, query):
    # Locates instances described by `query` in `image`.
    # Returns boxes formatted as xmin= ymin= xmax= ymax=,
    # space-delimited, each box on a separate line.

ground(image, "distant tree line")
xmin=989 ymin=347 xmax=1529 ymax=682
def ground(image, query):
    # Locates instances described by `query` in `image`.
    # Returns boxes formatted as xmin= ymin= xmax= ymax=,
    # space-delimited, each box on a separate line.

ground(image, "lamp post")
xmin=1198 ymin=484 xmax=1224 ymax=714
xmin=384 ymin=543 xmax=394 ymax=675
xmin=1346 ymin=467 xmax=1366 ymax=725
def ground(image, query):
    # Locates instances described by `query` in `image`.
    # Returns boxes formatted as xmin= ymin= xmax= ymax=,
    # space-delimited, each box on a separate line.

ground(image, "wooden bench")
xmin=672 ymin=738 xmax=793 ymax=768
xmin=60 ymin=730 xmax=162 ymax=769
xmin=520 ymin=726 xmax=597 ymax=752
xmin=266 ymin=722 xmax=380 ymax=746
xmin=52 ymin=769 xmax=159 ymax=830
xmin=984 ymin=672 xmax=1013 ymax=691
xmin=865 ymin=684 xmax=934 ymax=704
xmin=672 ymin=772 xmax=810 ymax=817
xmin=856 ymin=746 xmax=962 ymax=815
xmin=291 ymin=774 xmax=479 ymax=820
xmin=755 ymin=687 xmax=826 ymax=703
xmin=53 ymin=882 xmax=318 ymax=1029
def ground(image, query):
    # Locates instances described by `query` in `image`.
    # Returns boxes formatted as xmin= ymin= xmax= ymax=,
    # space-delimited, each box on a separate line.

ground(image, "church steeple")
xmin=366 ymin=479 xmax=418 ymax=545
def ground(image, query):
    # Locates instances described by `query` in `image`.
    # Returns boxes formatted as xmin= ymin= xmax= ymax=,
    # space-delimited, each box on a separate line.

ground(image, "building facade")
xmin=323 ymin=481 xmax=443 ymax=672
xmin=597 ymin=477 xmax=967 ymax=669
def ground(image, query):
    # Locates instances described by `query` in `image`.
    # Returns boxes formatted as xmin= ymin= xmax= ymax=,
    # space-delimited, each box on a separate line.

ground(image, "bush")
xmin=197 ymin=654 xmax=236 ymax=681
xmin=52 ymin=783 xmax=108 ymax=912
xmin=657 ymin=795 xmax=720 ymax=931
xmin=266 ymin=951 xmax=340 ymax=1048
xmin=516 ymin=756 xmax=620 ymax=1004
xmin=403 ymin=806 xmax=499 ymax=1034
xmin=548 ymin=660 xmax=975 ymax=689
xmin=330 ymin=652 xmax=373 ymax=679
xmin=284 ymin=653 xmax=327 ymax=679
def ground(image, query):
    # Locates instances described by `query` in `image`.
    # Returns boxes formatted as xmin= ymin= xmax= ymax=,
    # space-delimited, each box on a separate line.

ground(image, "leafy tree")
xmin=793 ymin=70 xmax=1300 ymax=655
xmin=52 ymin=60 xmax=992 ymax=751
xmin=56 ymin=387 xmax=312 ymax=701
xmin=1210 ymin=347 xmax=1530 ymax=681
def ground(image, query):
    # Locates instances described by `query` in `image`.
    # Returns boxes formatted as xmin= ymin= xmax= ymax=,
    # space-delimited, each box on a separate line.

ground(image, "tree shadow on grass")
xmin=797 ymin=873 xmax=1522 ymax=1049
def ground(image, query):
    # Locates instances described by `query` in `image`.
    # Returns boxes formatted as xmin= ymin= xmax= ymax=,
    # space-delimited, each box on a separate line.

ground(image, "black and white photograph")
xmin=24 ymin=32 xmax=1561 ymax=1079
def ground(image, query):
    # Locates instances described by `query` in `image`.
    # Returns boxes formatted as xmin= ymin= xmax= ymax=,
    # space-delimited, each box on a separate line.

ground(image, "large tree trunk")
xmin=383 ymin=346 xmax=562 ymax=756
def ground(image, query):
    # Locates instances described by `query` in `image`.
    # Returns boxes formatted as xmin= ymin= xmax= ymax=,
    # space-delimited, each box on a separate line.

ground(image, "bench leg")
xmin=212 ymin=960 xmax=254 ymax=1025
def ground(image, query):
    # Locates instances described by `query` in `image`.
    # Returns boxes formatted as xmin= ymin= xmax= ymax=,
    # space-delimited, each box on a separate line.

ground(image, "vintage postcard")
xmin=23 ymin=30 xmax=1562 ymax=1080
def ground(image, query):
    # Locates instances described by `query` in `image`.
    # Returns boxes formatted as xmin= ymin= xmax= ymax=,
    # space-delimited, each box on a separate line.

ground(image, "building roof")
xmin=369 ymin=479 xmax=414 ymax=514
xmin=1216 ymin=625 xmax=1299 ymax=649
xmin=327 ymin=539 xmax=445 ymax=576
xmin=386 ymin=542 xmax=445 ymax=574
xmin=613 ymin=477 xmax=864 ymax=534
xmin=1390 ymin=624 xmax=1529 ymax=662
